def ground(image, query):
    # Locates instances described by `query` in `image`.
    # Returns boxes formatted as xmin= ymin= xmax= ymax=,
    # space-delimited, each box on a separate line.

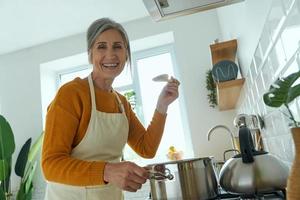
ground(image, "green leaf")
xmin=0 ymin=159 xmax=9 ymax=180
xmin=16 ymin=181 xmax=26 ymax=200
xmin=0 ymin=115 xmax=15 ymax=159
xmin=27 ymin=133 xmax=44 ymax=163
xmin=287 ymin=83 xmax=300 ymax=104
xmin=17 ymin=177 xmax=33 ymax=200
xmin=25 ymin=185 xmax=33 ymax=200
xmin=1 ymin=157 xmax=11 ymax=193
xmin=16 ymin=170 xmax=33 ymax=200
xmin=263 ymin=71 xmax=300 ymax=107
xmin=15 ymin=138 xmax=32 ymax=178
xmin=206 ymin=70 xmax=217 ymax=107
xmin=22 ymin=133 xmax=43 ymax=185
xmin=0 ymin=187 xmax=5 ymax=200
xmin=25 ymin=162 xmax=37 ymax=194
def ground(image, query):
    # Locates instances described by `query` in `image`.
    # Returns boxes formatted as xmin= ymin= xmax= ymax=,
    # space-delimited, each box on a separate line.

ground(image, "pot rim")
xmin=146 ymin=156 xmax=214 ymax=166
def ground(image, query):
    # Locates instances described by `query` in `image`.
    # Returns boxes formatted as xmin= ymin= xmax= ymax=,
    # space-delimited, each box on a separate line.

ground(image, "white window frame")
xmin=56 ymin=44 xmax=193 ymax=162
xmin=56 ymin=64 xmax=92 ymax=88
xmin=130 ymin=43 xmax=193 ymax=161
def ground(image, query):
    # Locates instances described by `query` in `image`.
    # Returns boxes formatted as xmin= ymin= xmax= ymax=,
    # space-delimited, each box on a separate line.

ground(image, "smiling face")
xmin=90 ymin=28 xmax=127 ymax=81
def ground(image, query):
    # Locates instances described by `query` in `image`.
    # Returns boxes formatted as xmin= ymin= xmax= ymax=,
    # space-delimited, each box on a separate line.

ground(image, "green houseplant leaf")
xmin=25 ymin=162 xmax=37 ymax=193
xmin=263 ymin=71 xmax=300 ymax=107
xmin=0 ymin=159 xmax=9 ymax=180
xmin=27 ymin=133 xmax=43 ymax=163
xmin=22 ymin=133 xmax=43 ymax=183
xmin=16 ymin=133 xmax=43 ymax=200
xmin=15 ymin=138 xmax=32 ymax=178
xmin=263 ymin=70 xmax=300 ymax=127
xmin=0 ymin=115 xmax=15 ymax=159
xmin=0 ymin=115 xmax=15 ymax=197
xmin=0 ymin=186 xmax=5 ymax=200
xmin=16 ymin=179 xmax=33 ymax=200
xmin=16 ymin=181 xmax=26 ymax=200
xmin=0 ymin=156 xmax=11 ymax=194
xmin=206 ymin=70 xmax=217 ymax=108
xmin=124 ymin=90 xmax=136 ymax=110
xmin=287 ymin=84 xmax=300 ymax=104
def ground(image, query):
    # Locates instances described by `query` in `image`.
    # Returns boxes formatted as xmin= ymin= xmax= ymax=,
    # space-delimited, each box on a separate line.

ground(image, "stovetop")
xmin=213 ymin=189 xmax=286 ymax=200
xmin=147 ymin=188 xmax=286 ymax=200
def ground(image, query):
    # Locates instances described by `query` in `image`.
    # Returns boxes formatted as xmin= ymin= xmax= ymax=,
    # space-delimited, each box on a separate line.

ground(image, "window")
xmin=58 ymin=44 xmax=190 ymax=165
xmin=59 ymin=66 xmax=92 ymax=87
xmin=128 ymin=45 xmax=188 ymax=165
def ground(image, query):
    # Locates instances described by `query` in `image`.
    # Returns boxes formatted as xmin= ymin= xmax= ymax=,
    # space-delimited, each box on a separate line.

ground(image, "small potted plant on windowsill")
xmin=263 ymin=70 xmax=300 ymax=200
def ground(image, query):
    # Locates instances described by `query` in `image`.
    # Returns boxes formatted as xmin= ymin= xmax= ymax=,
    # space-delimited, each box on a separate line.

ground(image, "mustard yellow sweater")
xmin=42 ymin=77 xmax=166 ymax=186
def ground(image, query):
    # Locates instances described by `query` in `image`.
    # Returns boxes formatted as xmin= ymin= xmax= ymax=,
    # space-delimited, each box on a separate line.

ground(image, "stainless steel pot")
xmin=147 ymin=157 xmax=218 ymax=200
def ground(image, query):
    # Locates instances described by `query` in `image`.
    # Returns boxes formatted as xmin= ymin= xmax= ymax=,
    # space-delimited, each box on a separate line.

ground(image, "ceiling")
xmin=0 ymin=0 xmax=149 ymax=55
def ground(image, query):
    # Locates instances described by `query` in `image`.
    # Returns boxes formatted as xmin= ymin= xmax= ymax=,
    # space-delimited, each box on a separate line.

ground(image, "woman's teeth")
xmin=102 ymin=63 xmax=118 ymax=68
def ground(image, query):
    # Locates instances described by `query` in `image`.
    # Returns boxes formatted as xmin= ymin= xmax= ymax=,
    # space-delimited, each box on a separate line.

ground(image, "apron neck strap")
xmin=88 ymin=74 xmax=125 ymax=113
xmin=113 ymin=91 xmax=125 ymax=113
xmin=88 ymin=74 xmax=97 ymax=111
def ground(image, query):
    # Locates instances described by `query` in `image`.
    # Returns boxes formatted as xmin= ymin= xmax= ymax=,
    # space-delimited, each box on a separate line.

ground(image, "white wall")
xmin=216 ymin=0 xmax=272 ymax=76
xmin=0 ymin=34 xmax=86 ymax=193
xmin=0 ymin=9 xmax=237 ymax=193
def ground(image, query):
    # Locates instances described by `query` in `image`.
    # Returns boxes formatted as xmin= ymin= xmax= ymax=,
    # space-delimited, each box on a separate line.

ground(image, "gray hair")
xmin=86 ymin=18 xmax=131 ymax=66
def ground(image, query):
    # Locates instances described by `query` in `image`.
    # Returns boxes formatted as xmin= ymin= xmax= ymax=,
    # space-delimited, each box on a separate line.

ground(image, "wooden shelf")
xmin=210 ymin=39 xmax=237 ymax=65
xmin=209 ymin=39 xmax=243 ymax=111
xmin=216 ymin=78 xmax=245 ymax=111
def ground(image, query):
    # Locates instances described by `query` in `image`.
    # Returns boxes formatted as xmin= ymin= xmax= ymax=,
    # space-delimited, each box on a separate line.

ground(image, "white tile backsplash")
xmin=256 ymin=73 xmax=266 ymax=97
xmin=261 ymin=58 xmax=275 ymax=89
xmin=259 ymin=25 xmax=272 ymax=57
xmin=254 ymin=45 xmax=263 ymax=70
xmin=237 ymin=0 xmax=300 ymax=166
xmin=281 ymin=8 xmax=300 ymax=59
xmin=281 ymin=134 xmax=296 ymax=161
xmin=283 ymin=0 xmax=295 ymax=12
xmin=267 ymin=0 xmax=286 ymax=41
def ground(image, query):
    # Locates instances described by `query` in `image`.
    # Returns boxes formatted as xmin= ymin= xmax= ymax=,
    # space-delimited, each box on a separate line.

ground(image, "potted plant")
xmin=206 ymin=69 xmax=218 ymax=108
xmin=15 ymin=133 xmax=44 ymax=200
xmin=0 ymin=114 xmax=43 ymax=200
xmin=263 ymin=70 xmax=300 ymax=200
xmin=0 ymin=115 xmax=15 ymax=200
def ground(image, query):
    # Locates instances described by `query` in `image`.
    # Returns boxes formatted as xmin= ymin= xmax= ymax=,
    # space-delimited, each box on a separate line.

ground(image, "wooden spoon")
xmin=152 ymin=74 xmax=169 ymax=82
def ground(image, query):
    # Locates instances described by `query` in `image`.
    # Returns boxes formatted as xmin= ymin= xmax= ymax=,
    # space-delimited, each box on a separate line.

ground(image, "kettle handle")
xmin=239 ymin=126 xmax=254 ymax=163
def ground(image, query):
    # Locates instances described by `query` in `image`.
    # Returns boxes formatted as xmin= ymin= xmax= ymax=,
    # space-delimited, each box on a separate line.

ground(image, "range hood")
xmin=143 ymin=0 xmax=244 ymax=21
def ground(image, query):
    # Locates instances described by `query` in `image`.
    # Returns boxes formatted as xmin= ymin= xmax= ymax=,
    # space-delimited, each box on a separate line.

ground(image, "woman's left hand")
xmin=156 ymin=77 xmax=180 ymax=114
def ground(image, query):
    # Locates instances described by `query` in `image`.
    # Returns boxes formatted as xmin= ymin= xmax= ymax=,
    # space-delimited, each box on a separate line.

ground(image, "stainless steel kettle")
xmin=219 ymin=126 xmax=289 ymax=194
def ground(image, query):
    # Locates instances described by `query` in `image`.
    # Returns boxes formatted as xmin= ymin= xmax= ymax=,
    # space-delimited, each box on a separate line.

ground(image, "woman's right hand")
xmin=103 ymin=161 xmax=149 ymax=192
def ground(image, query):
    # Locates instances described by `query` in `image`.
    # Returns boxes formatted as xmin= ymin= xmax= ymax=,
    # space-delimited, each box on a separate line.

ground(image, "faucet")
xmin=207 ymin=125 xmax=236 ymax=151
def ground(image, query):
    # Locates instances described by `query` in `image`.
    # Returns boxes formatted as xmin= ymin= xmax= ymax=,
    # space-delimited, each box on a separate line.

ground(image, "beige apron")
xmin=44 ymin=74 xmax=129 ymax=200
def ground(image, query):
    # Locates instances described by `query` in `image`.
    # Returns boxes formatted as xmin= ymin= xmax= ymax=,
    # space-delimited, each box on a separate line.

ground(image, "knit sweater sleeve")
xmin=125 ymin=102 xmax=167 ymax=158
xmin=41 ymin=83 xmax=106 ymax=186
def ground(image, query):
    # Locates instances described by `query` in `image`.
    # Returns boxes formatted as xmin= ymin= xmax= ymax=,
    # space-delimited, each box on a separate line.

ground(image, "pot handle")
xmin=149 ymin=167 xmax=174 ymax=180
xmin=239 ymin=126 xmax=254 ymax=163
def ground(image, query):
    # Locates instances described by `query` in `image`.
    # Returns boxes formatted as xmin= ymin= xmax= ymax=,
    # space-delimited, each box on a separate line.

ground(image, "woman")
xmin=41 ymin=18 xmax=180 ymax=200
